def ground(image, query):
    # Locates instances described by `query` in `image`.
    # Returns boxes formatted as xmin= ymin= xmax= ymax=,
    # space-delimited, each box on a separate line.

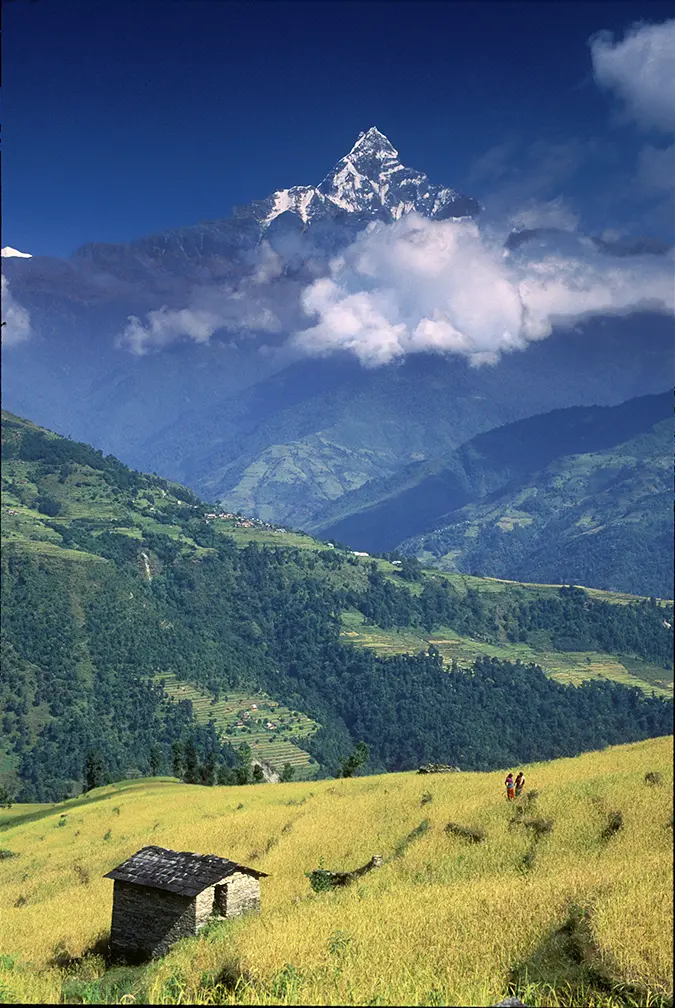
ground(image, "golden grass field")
xmin=0 ymin=737 xmax=672 ymax=1006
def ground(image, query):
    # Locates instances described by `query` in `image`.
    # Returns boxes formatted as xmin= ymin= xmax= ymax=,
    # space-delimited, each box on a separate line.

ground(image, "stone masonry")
xmin=105 ymin=846 xmax=268 ymax=963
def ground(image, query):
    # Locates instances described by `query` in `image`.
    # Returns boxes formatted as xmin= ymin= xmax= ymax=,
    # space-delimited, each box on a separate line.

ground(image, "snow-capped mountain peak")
xmin=58 ymin=130 xmax=481 ymax=288
xmin=347 ymin=126 xmax=400 ymax=161
xmin=255 ymin=128 xmax=480 ymax=230
xmin=1 ymin=246 xmax=32 ymax=258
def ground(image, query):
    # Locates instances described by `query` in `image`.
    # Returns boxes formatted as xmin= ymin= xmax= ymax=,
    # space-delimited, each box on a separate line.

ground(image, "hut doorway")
xmin=213 ymin=883 xmax=228 ymax=917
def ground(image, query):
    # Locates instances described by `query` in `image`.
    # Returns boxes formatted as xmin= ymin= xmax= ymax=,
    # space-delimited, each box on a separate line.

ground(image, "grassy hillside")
xmin=0 ymin=737 xmax=672 ymax=1006
xmin=314 ymin=393 xmax=671 ymax=598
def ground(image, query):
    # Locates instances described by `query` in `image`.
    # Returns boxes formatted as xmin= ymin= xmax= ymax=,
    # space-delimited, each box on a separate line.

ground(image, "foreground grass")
xmin=0 ymin=737 xmax=672 ymax=1006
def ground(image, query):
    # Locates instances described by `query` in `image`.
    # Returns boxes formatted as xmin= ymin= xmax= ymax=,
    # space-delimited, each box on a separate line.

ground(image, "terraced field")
xmin=340 ymin=610 xmax=673 ymax=698
xmin=155 ymin=673 xmax=320 ymax=778
xmin=210 ymin=518 xmax=326 ymax=551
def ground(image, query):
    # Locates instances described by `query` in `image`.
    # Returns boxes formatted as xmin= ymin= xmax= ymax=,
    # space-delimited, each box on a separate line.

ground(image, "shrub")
xmin=601 ymin=810 xmax=624 ymax=841
xmin=524 ymin=818 xmax=554 ymax=840
xmin=394 ymin=818 xmax=431 ymax=858
xmin=72 ymin=863 xmax=90 ymax=885
xmin=519 ymin=848 xmax=537 ymax=873
xmin=644 ymin=771 xmax=663 ymax=786
xmin=0 ymin=849 xmax=19 ymax=860
xmin=420 ymin=791 xmax=433 ymax=806
xmin=305 ymin=858 xmax=337 ymax=893
xmin=445 ymin=822 xmax=486 ymax=843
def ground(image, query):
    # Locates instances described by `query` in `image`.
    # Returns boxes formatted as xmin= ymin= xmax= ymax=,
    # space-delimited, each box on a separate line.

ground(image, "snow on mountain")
xmin=27 ymin=127 xmax=478 ymax=292
xmin=1 ymin=247 xmax=32 ymax=258
xmin=254 ymin=126 xmax=480 ymax=229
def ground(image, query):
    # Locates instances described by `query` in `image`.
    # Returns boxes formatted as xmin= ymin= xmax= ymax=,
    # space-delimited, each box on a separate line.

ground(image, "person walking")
xmin=515 ymin=771 xmax=525 ymax=798
xmin=505 ymin=773 xmax=515 ymax=801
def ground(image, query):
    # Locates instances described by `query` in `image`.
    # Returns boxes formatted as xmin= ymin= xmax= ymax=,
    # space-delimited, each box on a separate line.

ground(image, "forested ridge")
xmin=1 ymin=412 xmax=672 ymax=801
xmin=318 ymin=393 xmax=671 ymax=597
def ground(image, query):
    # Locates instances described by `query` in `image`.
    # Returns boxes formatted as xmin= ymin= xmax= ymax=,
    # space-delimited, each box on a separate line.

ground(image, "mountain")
xmin=2 ymin=129 xmax=672 ymax=530
xmin=314 ymin=391 xmax=671 ymax=596
xmin=400 ymin=417 xmax=672 ymax=598
xmin=244 ymin=126 xmax=481 ymax=227
xmin=1 ymin=737 xmax=672 ymax=1007
xmin=1 ymin=410 xmax=672 ymax=803
xmin=1 ymin=247 xmax=32 ymax=259
xmin=170 ymin=326 xmax=670 ymax=529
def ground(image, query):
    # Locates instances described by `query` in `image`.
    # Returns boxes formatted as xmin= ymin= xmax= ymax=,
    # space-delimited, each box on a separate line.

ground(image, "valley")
xmin=3 ymin=8 xmax=674 ymax=1007
xmin=1 ymin=410 xmax=672 ymax=806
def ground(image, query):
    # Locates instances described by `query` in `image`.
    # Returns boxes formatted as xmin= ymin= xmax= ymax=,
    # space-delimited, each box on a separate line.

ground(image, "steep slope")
xmin=1 ymin=738 xmax=672 ymax=1007
xmin=146 ymin=320 xmax=673 ymax=526
xmin=2 ymin=411 xmax=672 ymax=804
xmin=402 ymin=418 xmax=671 ymax=597
xmin=315 ymin=391 xmax=671 ymax=595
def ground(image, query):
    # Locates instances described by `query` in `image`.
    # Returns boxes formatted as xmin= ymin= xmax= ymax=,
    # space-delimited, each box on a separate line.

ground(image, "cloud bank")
xmin=1 ymin=277 xmax=33 ymax=346
xmin=590 ymin=19 xmax=675 ymax=132
xmin=118 ymin=244 xmax=293 ymax=355
xmin=116 ymin=19 xmax=674 ymax=367
xmin=292 ymin=214 xmax=673 ymax=366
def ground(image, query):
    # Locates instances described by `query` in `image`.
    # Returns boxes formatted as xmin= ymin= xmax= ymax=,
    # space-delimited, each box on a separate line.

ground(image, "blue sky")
xmin=3 ymin=0 xmax=673 ymax=257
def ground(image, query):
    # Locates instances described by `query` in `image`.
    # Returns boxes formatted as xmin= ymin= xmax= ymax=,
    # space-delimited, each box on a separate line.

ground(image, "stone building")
xmin=104 ymin=845 xmax=268 ymax=963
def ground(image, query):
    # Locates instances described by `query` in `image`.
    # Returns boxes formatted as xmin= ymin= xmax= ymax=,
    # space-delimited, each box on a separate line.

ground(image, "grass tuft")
xmin=600 ymin=811 xmax=624 ymax=842
xmin=444 ymin=822 xmax=486 ymax=843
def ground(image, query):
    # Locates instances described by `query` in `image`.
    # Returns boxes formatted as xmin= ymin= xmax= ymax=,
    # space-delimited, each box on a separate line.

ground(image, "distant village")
xmin=202 ymin=510 xmax=375 ymax=558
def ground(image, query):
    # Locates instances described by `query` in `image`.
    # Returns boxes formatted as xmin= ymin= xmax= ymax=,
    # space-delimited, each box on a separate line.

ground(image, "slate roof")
xmin=104 ymin=845 xmax=268 ymax=897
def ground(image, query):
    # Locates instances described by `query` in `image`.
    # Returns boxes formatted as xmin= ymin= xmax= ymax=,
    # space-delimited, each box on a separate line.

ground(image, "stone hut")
xmin=104 ymin=845 xmax=268 ymax=963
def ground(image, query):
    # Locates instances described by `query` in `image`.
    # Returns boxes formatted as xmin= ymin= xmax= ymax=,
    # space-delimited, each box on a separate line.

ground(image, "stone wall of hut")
xmin=205 ymin=871 xmax=261 ymax=922
xmin=109 ymin=880 xmax=196 ymax=962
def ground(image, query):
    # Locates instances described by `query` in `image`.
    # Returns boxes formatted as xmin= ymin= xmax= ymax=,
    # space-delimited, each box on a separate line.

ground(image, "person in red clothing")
xmin=505 ymin=772 xmax=515 ymax=801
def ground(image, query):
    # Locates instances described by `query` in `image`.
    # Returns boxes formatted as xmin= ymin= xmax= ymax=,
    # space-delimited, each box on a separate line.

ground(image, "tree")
xmin=234 ymin=742 xmax=253 ymax=785
xmin=149 ymin=744 xmax=163 ymax=777
xmin=0 ymin=785 xmax=13 ymax=809
xmin=338 ymin=741 xmax=370 ymax=778
xmin=398 ymin=556 xmax=422 ymax=582
xmin=200 ymin=749 xmax=217 ymax=786
xmin=183 ymin=737 xmax=200 ymax=784
xmin=252 ymin=764 xmax=265 ymax=783
xmin=84 ymin=750 xmax=106 ymax=792
xmin=171 ymin=741 xmax=184 ymax=779
xmin=280 ymin=763 xmax=295 ymax=782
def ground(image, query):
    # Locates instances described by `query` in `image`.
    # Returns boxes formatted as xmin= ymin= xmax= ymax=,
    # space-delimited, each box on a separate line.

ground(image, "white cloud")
xmin=590 ymin=19 xmax=675 ymax=132
xmin=117 ymin=245 xmax=291 ymax=355
xmin=508 ymin=196 xmax=580 ymax=232
xmin=292 ymin=214 xmax=673 ymax=367
xmin=1 ymin=276 xmax=33 ymax=346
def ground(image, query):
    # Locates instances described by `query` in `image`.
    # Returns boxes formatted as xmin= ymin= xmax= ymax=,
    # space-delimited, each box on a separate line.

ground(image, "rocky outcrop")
xmin=417 ymin=763 xmax=461 ymax=774
xmin=323 ymin=854 xmax=384 ymax=887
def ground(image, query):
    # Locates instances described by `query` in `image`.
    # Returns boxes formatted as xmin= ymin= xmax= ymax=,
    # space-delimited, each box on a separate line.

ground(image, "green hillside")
xmin=1 ymin=410 xmax=672 ymax=804
xmin=402 ymin=418 xmax=671 ymax=597
xmin=314 ymin=392 xmax=671 ymax=597
xmin=0 ymin=737 xmax=672 ymax=1006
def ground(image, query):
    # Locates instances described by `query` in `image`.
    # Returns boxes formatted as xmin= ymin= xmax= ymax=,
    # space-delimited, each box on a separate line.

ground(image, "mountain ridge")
xmin=312 ymin=390 xmax=671 ymax=596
